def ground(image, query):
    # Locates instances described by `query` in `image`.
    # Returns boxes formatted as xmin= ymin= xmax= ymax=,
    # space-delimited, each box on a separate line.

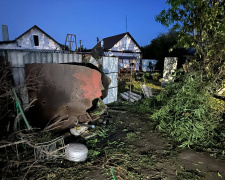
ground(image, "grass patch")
xmin=126 ymin=132 xmax=139 ymax=142
xmin=176 ymin=169 xmax=203 ymax=180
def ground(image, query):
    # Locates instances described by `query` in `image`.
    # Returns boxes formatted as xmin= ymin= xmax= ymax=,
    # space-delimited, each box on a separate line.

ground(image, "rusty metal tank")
xmin=25 ymin=63 xmax=110 ymax=131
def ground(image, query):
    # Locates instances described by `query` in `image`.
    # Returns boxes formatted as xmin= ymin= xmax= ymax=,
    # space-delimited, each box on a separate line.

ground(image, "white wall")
xmin=110 ymin=34 xmax=141 ymax=52
xmin=0 ymin=27 xmax=61 ymax=50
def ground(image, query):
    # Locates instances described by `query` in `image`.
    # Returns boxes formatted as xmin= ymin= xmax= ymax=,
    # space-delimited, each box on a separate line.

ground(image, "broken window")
xmin=33 ymin=35 xmax=39 ymax=46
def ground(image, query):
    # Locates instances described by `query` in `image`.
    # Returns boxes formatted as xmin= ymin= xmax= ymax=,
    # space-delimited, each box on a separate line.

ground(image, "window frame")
xmin=32 ymin=34 xmax=40 ymax=47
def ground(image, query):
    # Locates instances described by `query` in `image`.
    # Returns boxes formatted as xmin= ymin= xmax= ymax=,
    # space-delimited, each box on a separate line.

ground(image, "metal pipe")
xmin=12 ymin=88 xmax=31 ymax=130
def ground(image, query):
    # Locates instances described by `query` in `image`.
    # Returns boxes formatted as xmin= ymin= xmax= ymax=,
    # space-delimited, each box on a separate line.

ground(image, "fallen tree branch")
xmin=0 ymin=139 xmax=27 ymax=149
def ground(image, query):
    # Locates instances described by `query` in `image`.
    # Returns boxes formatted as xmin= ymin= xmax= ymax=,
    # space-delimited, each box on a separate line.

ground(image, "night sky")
xmin=0 ymin=0 xmax=169 ymax=49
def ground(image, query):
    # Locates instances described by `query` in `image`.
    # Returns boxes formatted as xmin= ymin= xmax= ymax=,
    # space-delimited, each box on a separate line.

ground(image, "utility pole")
xmin=79 ymin=40 xmax=82 ymax=52
xmin=97 ymin=37 xmax=99 ymax=44
xmin=126 ymin=15 xmax=127 ymax=32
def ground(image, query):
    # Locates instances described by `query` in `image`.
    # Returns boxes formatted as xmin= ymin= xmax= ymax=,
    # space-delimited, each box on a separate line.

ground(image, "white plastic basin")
xmin=65 ymin=143 xmax=88 ymax=162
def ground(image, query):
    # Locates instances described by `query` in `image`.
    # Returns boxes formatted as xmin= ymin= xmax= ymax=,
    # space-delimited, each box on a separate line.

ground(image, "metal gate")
xmin=102 ymin=57 xmax=118 ymax=104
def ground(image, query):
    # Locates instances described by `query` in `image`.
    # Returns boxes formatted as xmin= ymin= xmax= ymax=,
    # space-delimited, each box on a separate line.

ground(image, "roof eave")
xmin=0 ymin=40 xmax=16 ymax=44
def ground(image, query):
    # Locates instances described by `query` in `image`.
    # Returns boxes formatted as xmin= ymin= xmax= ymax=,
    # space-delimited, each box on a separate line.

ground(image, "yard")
xmin=1 ymin=77 xmax=225 ymax=180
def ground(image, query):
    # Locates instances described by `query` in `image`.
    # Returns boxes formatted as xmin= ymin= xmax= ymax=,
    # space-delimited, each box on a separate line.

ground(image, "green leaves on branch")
xmin=152 ymin=71 xmax=224 ymax=147
xmin=156 ymin=0 xmax=225 ymax=83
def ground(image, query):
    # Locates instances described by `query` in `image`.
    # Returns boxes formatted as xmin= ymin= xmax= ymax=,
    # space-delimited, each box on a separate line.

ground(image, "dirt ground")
xmin=100 ymin=106 xmax=225 ymax=180
xmin=1 ymin=103 xmax=225 ymax=180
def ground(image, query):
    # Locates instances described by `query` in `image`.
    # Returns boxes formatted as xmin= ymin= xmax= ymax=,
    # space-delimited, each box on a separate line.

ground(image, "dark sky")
xmin=0 ymin=0 xmax=169 ymax=49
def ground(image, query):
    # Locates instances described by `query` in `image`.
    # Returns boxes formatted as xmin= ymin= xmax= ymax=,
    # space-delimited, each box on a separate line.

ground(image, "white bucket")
xmin=65 ymin=143 xmax=88 ymax=162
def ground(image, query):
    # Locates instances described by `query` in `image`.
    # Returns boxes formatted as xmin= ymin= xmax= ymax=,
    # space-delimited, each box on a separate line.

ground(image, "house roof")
xmin=93 ymin=32 xmax=141 ymax=51
xmin=0 ymin=25 xmax=62 ymax=48
xmin=16 ymin=25 xmax=62 ymax=47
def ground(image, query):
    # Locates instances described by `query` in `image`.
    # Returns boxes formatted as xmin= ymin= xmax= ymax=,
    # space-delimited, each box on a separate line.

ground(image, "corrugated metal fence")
xmin=2 ymin=50 xmax=82 ymax=86
xmin=0 ymin=50 xmax=82 ymax=106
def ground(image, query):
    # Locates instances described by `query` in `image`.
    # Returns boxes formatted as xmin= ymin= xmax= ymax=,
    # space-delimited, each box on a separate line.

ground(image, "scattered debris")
xmin=140 ymin=84 xmax=153 ymax=98
xmin=120 ymin=91 xmax=142 ymax=102
xmin=34 ymin=135 xmax=66 ymax=160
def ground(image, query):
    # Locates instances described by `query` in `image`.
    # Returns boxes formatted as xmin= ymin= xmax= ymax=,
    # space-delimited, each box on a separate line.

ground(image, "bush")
xmin=152 ymin=71 xmax=224 ymax=148
xmin=144 ymin=72 xmax=151 ymax=79
xmin=152 ymin=72 xmax=160 ymax=81
xmin=159 ymin=78 xmax=163 ymax=83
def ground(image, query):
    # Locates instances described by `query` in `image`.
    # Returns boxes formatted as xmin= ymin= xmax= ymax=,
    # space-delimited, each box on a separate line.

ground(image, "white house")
xmin=92 ymin=32 xmax=142 ymax=71
xmin=0 ymin=25 xmax=63 ymax=50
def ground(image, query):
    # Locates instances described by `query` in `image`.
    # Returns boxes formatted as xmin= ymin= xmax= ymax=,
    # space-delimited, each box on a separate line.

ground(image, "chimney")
xmin=2 ymin=25 xmax=9 ymax=41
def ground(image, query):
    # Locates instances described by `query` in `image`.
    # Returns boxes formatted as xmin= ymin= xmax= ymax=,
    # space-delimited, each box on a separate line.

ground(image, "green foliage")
xmin=152 ymin=72 xmax=160 ymax=81
xmin=159 ymin=78 xmax=163 ymax=83
xmin=153 ymin=0 xmax=225 ymax=149
xmin=98 ymin=128 xmax=108 ymax=138
xmin=156 ymin=0 xmax=225 ymax=83
xmin=129 ymin=96 xmax=158 ymax=114
xmin=88 ymin=149 xmax=100 ymax=158
xmin=87 ymin=138 xmax=99 ymax=147
xmin=152 ymin=71 xmax=223 ymax=147
xmin=118 ymin=73 xmax=163 ymax=94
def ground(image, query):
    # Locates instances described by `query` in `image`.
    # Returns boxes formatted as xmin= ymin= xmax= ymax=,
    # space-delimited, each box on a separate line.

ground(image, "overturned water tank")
xmin=25 ymin=63 xmax=111 ymax=131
